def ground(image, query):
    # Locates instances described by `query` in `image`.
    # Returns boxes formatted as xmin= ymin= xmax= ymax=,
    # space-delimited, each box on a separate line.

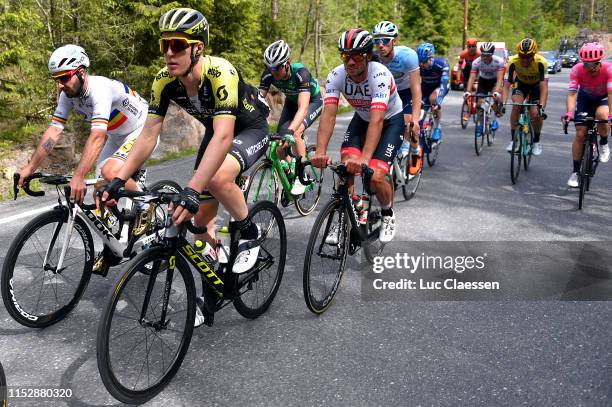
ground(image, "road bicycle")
xmin=472 ymin=93 xmax=497 ymax=156
xmin=420 ymin=104 xmax=441 ymax=167
xmin=564 ymin=116 xmax=611 ymax=209
xmin=1 ymin=172 xmax=179 ymax=328
xmin=243 ymin=134 xmax=323 ymax=216
xmin=506 ymin=102 xmax=545 ymax=184
xmin=299 ymin=161 xmax=386 ymax=314
xmin=97 ymin=189 xmax=286 ymax=404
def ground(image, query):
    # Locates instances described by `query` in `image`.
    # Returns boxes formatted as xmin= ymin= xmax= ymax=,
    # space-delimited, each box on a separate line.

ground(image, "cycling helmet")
xmin=517 ymin=38 xmax=537 ymax=55
xmin=480 ymin=42 xmax=495 ymax=55
xmin=48 ymin=44 xmax=89 ymax=76
xmin=579 ymin=42 xmax=604 ymax=62
xmin=338 ymin=28 xmax=373 ymax=53
xmin=264 ymin=40 xmax=291 ymax=68
xmin=467 ymin=38 xmax=478 ymax=46
xmin=416 ymin=43 xmax=435 ymax=62
xmin=373 ymin=21 xmax=399 ymax=38
xmin=159 ymin=8 xmax=209 ymax=46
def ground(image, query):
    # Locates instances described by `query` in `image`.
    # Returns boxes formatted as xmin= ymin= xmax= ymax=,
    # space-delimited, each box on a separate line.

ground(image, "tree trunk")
xmin=314 ymin=0 xmax=321 ymax=78
xmin=71 ymin=0 xmax=79 ymax=44
xmin=272 ymin=0 xmax=279 ymax=21
xmin=299 ymin=0 xmax=313 ymax=59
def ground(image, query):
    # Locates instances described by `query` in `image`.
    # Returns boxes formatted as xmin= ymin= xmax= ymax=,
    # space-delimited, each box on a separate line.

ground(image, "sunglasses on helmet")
xmin=374 ymin=38 xmax=393 ymax=46
xmin=159 ymin=37 xmax=201 ymax=54
xmin=52 ymin=68 xmax=80 ymax=84
xmin=340 ymin=52 xmax=367 ymax=63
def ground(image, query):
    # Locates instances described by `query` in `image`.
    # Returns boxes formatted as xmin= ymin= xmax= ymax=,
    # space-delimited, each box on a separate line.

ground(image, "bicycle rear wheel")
xmin=244 ymin=159 xmax=280 ymax=207
xmin=97 ymin=247 xmax=195 ymax=405
xmin=295 ymin=145 xmax=324 ymax=216
xmin=232 ymin=200 xmax=286 ymax=319
xmin=303 ymin=198 xmax=349 ymax=314
xmin=1 ymin=208 xmax=94 ymax=328
xmin=510 ymin=128 xmax=522 ymax=184
xmin=401 ymin=154 xmax=421 ymax=201
xmin=460 ymin=100 xmax=470 ymax=129
xmin=474 ymin=110 xmax=485 ymax=156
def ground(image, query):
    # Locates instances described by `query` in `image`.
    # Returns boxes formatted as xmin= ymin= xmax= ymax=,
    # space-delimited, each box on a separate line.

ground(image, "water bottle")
xmin=359 ymin=195 xmax=369 ymax=225
xmin=216 ymin=226 xmax=230 ymax=264
xmin=352 ymin=194 xmax=363 ymax=216
xmin=195 ymin=239 xmax=218 ymax=266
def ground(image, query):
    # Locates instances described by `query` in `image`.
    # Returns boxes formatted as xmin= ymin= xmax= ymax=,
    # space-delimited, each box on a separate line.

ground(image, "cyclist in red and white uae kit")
xmin=312 ymin=28 xmax=404 ymax=243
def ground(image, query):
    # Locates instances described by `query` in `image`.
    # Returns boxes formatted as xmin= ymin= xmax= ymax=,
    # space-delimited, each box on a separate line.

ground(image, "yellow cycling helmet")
xmin=516 ymin=38 xmax=537 ymax=56
xmin=159 ymin=8 xmax=209 ymax=46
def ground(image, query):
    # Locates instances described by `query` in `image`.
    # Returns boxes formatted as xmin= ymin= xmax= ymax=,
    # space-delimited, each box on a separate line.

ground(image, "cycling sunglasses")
xmin=341 ymin=52 xmax=367 ymax=63
xmin=519 ymin=53 xmax=535 ymax=60
xmin=583 ymin=61 xmax=601 ymax=69
xmin=159 ymin=37 xmax=201 ymax=54
xmin=374 ymin=38 xmax=393 ymax=46
xmin=270 ymin=63 xmax=288 ymax=72
xmin=52 ymin=68 xmax=79 ymax=83
xmin=467 ymin=45 xmax=477 ymax=48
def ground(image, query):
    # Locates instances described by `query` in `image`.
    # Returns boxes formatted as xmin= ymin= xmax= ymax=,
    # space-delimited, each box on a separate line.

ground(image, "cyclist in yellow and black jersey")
xmin=503 ymin=38 xmax=549 ymax=155
xmin=99 ymin=8 xmax=270 ymax=279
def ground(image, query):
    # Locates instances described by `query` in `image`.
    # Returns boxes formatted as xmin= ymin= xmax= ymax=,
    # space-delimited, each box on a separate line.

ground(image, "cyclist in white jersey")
xmin=312 ymin=28 xmax=404 ymax=243
xmin=372 ymin=20 xmax=422 ymax=159
xmin=18 ymin=44 xmax=152 ymax=203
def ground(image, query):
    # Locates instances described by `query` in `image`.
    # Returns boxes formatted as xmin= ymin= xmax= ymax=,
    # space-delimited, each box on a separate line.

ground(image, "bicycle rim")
xmin=510 ymin=128 xmax=522 ymax=184
xmin=460 ymin=101 xmax=470 ymax=129
xmin=303 ymin=198 xmax=348 ymax=314
xmin=1 ymin=208 xmax=93 ymax=328
xmin=232 ymin=200 xmax=286 ymax=319
xmin=362 ymin=199 xmax=386 ymax=264
xmin=244 ymin=160 xmax=280 ymax=206
xmin=578 ymin=140 xmax=591 ymax=209
xmin=474 ymin=111 xmax=484 ymax=156
xmin=523 ymin=124 xmax=533 ymax=170
xmin=97 ymin=248 xmax=195 ymax=404
xmin=402 ymin=154 xmax=421 ymax=201
xmin=295 ymin=145 xmax=324 ymax=216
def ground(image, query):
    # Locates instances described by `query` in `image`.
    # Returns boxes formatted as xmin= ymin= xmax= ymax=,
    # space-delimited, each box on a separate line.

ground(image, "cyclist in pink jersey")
xmin=562 ymin=42 xmax=611 ymax=187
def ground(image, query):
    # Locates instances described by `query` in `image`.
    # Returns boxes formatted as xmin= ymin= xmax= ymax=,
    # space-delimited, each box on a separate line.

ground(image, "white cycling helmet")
xmin=264 ymin=40 xmax=291 ymax=68
xmin=373 ymin=21 xmax=398 ymax=38
xmin=48 ymin=44 xmax=90 ymax=76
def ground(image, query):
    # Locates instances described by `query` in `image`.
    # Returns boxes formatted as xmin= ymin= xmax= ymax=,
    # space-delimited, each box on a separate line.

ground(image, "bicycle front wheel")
xmin=510 ymin=128 xmax=522 ymax=184
xmin=402 ymin=153 xmax=421 ymax=201
xmin=460 ymin=100 xmax=470 ymax=129
xmin=303 ymin=198 xmax=349 ymax=314
xmin=295 ymin=145 xmax=324 ymax=216
xmin=578 ymin=140 xmax=592 ymax=210
xmin=97 ymin=247 xmax=195 ymax=404
xmin=232 ymin=200 xmax=286 ymax=319
xmin=1 ymin=208 xmax=94 ymax=328
xmin=523 ymin=124 xmax=533 ymax=170
xmin=362 ymin=199 xmax=387 ymax=264
xmin=474 ymin=110 xmax=485 ymax=156
xmin=244 ymin=159 xmax=280 ymax=207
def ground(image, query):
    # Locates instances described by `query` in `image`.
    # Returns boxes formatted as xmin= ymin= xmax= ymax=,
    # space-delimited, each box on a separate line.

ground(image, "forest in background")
xmin=0 ymin=0 xmax=609 ymax=147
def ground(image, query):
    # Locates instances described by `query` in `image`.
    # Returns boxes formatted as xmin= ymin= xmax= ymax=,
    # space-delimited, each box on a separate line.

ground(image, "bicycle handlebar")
xmin=564 ymin=117 xmax=611 ymax=134
xmin=13 ymin=173 xmax=46 ymax=200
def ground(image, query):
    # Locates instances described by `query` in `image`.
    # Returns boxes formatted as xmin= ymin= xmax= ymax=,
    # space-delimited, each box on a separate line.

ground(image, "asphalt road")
xmin=1 ymin=68 xmax=612 ymax=407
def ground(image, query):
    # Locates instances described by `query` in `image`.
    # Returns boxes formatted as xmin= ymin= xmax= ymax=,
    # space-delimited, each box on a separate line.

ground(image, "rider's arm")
xmin=538 ymin=61 xmax=549 ymax=109
xmin=116 ymin=116 xmax=163 ymax=181
xmin=315 ymin=103 xmax=337 ymax=155
xmin=503 ymin=63 xmax=516 ymax=103
xmin=258 ymin=69 xmax=271 ymax=99
xmin=73 ymin=128 xmax=107 ymax=178
xmin=437 ymin=60 xmax=450 ymax=105
xmin=495 ymin=68 xmax=505 ymax=94
xmin=409 ymin=69 xmax=422 ymax=118
xmin=566 ymin=90 xmax=577 ymax=114
xmin=287 ymin=91 xmax=311 ymax=132
xmin=188 ymin=117 xmax=235 ymax=192
xmin=362 ymin=109 xmax=385 ymax=161
xmin=466 ymin=71 xmax=477 ymax=94
xmin=23 ymin=125 xmax=63 ymax=173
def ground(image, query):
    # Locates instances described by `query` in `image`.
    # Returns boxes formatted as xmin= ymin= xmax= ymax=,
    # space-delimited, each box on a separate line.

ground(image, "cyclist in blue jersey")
xmin=372 ymin=21 xmax=422 ymax=174
xmin=416 ymin=43 xmax=450 ymax=143
xmin=259 ymin=40 xmax=323 ymax=195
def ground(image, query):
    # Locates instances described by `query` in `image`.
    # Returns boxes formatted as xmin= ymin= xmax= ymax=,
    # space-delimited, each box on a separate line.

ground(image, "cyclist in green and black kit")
xmin=259 ymin=40 xmax=323 ymax=195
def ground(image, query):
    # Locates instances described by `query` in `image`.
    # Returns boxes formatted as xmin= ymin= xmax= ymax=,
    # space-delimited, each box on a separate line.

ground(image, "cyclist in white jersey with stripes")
xmin=312 ymin=28 xmax=404 ymax=243
xmin=18 ymin=44 xmax=153 ymax=203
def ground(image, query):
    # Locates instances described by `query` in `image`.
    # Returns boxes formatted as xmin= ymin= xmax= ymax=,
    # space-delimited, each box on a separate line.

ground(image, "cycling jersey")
xmin=373 ymin=46 xmax=419 ymax=91
xmin=459 ymin=49 xmax=481 ymax=64
xmin=506 ymin=54 xmax=548 ymax=85
xmin=471 ymin=55 xmax=505 ymax=81
xmin=149 ymin=55 xmax=268 ymax=131
xmin=568 ymin=62 xmax=612 ymax=98
xmin=51 ymin=76 xmax=147 ymax=136
xmin=324 ymin=61 xmax=403 ymax=121
xmin=420 ymin=57 xmax=450 ymax=105
xmin=259 ymin=63 xmax=320 ymax=103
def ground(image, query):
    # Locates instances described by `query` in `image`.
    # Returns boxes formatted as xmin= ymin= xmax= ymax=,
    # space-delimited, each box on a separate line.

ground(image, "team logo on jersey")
xmin=208 ymin=67 xmax=221 ymax=78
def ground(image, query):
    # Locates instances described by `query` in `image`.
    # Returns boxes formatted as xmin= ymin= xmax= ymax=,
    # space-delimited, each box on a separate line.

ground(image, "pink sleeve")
xmin=568 ymin=65 xmax=580 ymax=92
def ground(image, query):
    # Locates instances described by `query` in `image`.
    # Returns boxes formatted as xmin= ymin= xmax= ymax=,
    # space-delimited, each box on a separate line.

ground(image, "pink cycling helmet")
xmin=578 ymin=42 xmax=604 ymax=62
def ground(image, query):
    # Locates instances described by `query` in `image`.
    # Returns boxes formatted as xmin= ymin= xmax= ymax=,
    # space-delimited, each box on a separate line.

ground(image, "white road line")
xmin=0 ymin=204 xmax=56 ymax=226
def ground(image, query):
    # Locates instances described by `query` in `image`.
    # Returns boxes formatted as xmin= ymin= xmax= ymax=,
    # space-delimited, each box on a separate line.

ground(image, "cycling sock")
xmin=534 ymin=132 xmax=541 ymax=143
xmin=234 ymin=217 xmax=258 ymax=240
xmin=381 ymin=207 xmax=393 ymax=216
xmin=573 ymin=160 xmax=581 ymax=173
xmin=600 ymin=136 xmax=608 ymax=145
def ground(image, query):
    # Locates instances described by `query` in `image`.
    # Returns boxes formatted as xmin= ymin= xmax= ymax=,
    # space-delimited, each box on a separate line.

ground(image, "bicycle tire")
xmin=578 ymin=139 xmax=592 ymax=210
xmin=97 ymin=246 xmax=195 ymax=405
xmin=0 ymin=360 xmax=6 ymax=407
xmin=474 ymin=110 xmax=484 ymax=156
xmin=426 ymin=133 xmax=439 ymax=167
xmin=1 ymin=208 xmax=94 ymax=328
xmin=362 ymin=199 xmax=387 ymax=264
xmin=401 ymin=154 xmax=421 ymax=201
xmin=232 ymin=200 xmax=286 ymax=319
xmin=244 ymin=159 xmax=280 ymax=207
xmin=460 ymin=100 xmax=470 ymax=129
xmin=523 ymin=123 xmax=533 ymax=170
xmin=510 ymin=127 xmax=522 ymax=184
xmin=303 ymin=198 xmax=349 ymax=314
xmin=295 ymin=145 xmax=324 ymax=216
xmin=487 ymin=121 xmax=495 ymax=146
